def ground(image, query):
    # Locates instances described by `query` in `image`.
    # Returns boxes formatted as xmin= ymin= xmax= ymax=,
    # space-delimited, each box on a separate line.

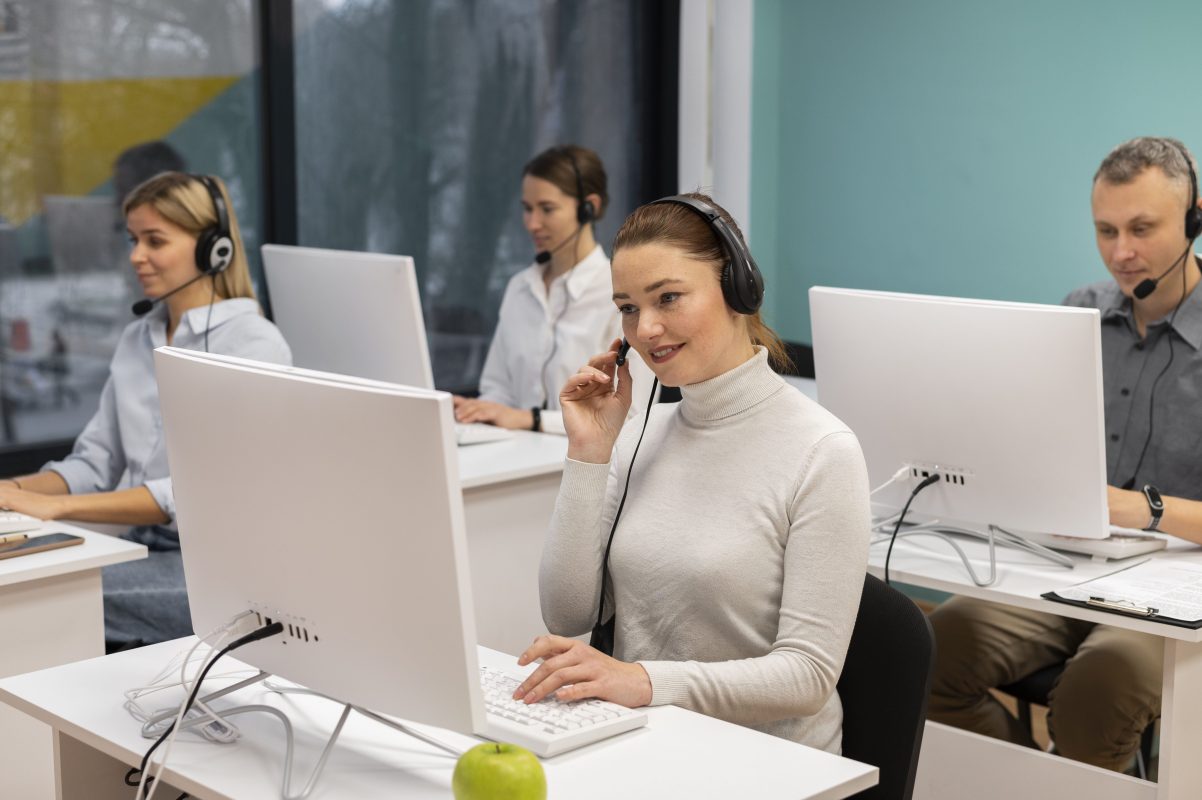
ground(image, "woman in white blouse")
xmin=454 ymin=145 xmax=626 ymax=435
xmin=0 ymin=172 xmax=290 ymax=646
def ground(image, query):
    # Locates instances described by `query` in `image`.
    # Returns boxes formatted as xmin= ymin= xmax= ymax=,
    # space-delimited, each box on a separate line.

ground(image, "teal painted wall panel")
xmin=752 ymin=0 xmax=1202 ymax=343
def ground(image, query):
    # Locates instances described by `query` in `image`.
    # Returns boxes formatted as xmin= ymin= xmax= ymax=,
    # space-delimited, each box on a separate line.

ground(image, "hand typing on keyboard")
xmin=514 ymin=634 xmax=652 ymax=708
xmin=452 ymin=396 xmax=535 ymax=430
xmin=0 ymin=483 xmax=59 ymax=523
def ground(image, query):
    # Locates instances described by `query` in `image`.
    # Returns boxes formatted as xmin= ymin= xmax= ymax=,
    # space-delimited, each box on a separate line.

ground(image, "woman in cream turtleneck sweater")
xmin=512 ymin=193 xmax=872 ymax=754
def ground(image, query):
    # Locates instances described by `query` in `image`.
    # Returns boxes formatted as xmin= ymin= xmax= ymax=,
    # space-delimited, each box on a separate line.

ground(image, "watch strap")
xmin=1142 ymin=484 xmax=1164 ymax=531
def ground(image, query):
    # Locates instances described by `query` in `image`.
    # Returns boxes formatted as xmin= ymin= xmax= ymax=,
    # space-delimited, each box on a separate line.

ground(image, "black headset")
xmin=648 ymin=195 xmax=764 ymax=315
xmin=562 ymin=147 xmax=596 ymax=225
xmin=1172 ymin=141 xmax=1202 ymax=241
xmin=192 ymin=174 xmax=236 ymax=275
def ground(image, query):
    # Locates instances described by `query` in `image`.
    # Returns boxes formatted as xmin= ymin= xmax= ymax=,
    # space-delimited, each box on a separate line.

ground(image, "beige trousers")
xmin=928 ymin=596 xmax=1162 ymax=772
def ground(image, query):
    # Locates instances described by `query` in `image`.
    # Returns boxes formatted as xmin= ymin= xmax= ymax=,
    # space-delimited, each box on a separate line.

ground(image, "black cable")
xmin=884 ymin=473 xmax=941 ymax=586
xmin=593 ymin=377 xmax=660 ymax=634
xmin=125 ymin=621 xmax=284 ymax=798
xmin=1122 ymin=251 xmax=1196 ymax=489
xmin=203 ymin=276 xmax=217 ymax=354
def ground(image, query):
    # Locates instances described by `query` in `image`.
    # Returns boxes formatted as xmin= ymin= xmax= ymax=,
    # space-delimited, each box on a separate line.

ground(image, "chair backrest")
xmin=837 ymin=573 xmax=935 ymax=800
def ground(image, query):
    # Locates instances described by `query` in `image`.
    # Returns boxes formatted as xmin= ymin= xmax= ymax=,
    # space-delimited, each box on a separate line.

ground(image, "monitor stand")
xmin=1024 ymin=529 xmax=1167 ymax=562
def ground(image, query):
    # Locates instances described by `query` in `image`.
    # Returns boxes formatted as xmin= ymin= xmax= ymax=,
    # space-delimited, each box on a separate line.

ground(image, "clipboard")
xmin=1041 ymin=590 xmax=1202 ymax=629
xmin=1042 ymin=557 xmax=1202 ymax=629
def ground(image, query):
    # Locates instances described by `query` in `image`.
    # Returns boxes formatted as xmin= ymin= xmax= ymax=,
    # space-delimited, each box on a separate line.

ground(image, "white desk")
xmin=0 ymin=523 xmax=146 ymax=800
xmin=458 ymin=431 xmax=567 ymax=656
xmin=870 ymin=533 xmax=1202 ymax=800
xmin=0 ymin=638 xmax=878 ymax=800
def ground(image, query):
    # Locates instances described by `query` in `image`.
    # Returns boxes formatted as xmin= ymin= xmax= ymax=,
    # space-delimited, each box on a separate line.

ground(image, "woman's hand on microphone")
xmin=561 ymin=339 xmax=632 ymax=463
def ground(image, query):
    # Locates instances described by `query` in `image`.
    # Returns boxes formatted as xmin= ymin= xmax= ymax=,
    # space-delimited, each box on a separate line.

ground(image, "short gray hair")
xmin=1095 ymin=137 xmax=1198 ymax=203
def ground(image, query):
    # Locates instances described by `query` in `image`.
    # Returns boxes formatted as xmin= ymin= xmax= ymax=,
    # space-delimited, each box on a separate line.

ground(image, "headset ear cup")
xmin=209 ymin=235 xmax=235 ymax=274
xmin=720 ymin=257 xmax=764 ymax=315
xmin=578 ymin=199 xmax=596 ymax=225
xmin=1186 ymin=207 xmax=1202 ymax=241
xmin=194 ymin=230 xmax=217 ymax=275
xmin=194 ymin=230 xmax=234 ymax=275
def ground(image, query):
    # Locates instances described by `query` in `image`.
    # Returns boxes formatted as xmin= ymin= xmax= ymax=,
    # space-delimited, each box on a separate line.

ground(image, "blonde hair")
xmin=122 ymin=172 xmax=257 ymax=302
xmin=612 ymin=192 xmax=792 ymax=372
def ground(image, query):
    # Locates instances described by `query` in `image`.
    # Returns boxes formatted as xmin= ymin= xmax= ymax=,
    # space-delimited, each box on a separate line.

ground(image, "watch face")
xmin=1144 ymin=485 xmax=1164 ymax=511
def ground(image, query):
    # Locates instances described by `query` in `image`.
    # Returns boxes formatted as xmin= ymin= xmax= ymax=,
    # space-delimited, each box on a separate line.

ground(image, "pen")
xmin=1086 ymin=596 xmax=1158 ymax=617
xmin=0 ymin=532 xmax=29 ymax=547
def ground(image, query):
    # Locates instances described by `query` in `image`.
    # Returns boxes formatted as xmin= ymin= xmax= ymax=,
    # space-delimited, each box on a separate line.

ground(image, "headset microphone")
xmin=1132 ymin=244 xmax=1194 ymax=300
xmin=130 ymin=272 xmax=210 ymax=315
xmin=534 ymin=227 xmax=583 ymax=265
xmin=616 ymin=338 xmax=631 ymax=366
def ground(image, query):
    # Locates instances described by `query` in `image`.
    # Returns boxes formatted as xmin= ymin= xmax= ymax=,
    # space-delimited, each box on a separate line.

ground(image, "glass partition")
xmin=0 ymin=0 xmax=262 ymax=451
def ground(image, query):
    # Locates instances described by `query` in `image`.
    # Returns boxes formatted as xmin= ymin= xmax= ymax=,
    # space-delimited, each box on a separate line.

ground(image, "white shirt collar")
xmin=146 ymin=297 xmax=262 ymax=345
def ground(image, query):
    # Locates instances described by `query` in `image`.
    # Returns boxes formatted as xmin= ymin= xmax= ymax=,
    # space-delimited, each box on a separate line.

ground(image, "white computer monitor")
xmin=262 ymin=244 xmax=435 ymax=388
xmin=810 ymin=286 xmax=1110 ymax=541
xmin=155 ymin=346 xmax=482 ymax=734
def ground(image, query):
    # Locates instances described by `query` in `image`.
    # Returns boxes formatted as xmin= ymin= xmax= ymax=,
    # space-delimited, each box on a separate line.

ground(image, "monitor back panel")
xmin=811 ymin=287 xmax=1109 ymax=539
xmin=262 ymin=244 xmax=434 ymax=388
xmin=156 ymin=347 xmax=482 ymax=733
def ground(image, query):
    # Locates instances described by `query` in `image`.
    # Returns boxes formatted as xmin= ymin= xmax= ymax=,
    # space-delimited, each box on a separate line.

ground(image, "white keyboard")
xmin=478 ymin=666 xmax=647 ymax=757
xmin=455 ymin=423 xmax=516 ymax=446
xmin=0 ymin=511 xmax=42 ymax=535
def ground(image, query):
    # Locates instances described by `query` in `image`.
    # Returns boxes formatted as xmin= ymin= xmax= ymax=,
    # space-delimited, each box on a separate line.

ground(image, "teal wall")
xmin=751 ymin=0 xmax=1202 ymax=343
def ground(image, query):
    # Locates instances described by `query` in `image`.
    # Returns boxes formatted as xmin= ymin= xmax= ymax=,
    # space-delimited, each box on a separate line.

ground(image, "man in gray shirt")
xmin=927 ymin=136 xmax=1202 ymax=773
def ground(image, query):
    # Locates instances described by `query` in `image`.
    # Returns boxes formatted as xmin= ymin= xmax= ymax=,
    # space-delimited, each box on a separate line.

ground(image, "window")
xmin=0 ymin=0 xmax=262 ymax=458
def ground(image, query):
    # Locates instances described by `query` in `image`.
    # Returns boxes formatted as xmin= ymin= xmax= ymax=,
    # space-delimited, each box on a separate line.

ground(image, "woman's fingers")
xmin=519 ymin=664 xmax=595 ymax=704
xmin=517 ymin=634 xmax=575 ymax=666
xmin=560 ymin=366 xmax=612 ymax=398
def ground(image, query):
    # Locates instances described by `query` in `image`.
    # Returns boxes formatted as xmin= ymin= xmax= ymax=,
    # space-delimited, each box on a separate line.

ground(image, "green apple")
xmin=452 ymin=742 xmax=547 ymax=800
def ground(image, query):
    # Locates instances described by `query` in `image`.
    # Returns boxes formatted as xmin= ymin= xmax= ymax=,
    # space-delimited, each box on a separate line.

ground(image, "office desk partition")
xmin=0 ymin=638 xmax=879 ymax=800
xmin=871 ymin=534 xmax=1202 ymax=800
xmin=458 ymin=431 xmax=568 ymax=655
xmin=0 ymin=524 xmax=146 ymax=800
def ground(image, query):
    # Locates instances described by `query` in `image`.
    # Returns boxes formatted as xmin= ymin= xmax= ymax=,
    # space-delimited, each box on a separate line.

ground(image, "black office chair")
xmin=838 ymin=573 xmax=936 ymax=800
xmin=999 ymin=662 xmax=1157 ymax=779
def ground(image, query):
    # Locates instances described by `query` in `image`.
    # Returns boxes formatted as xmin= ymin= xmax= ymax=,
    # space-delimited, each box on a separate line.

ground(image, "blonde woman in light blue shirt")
xmin=0 ymin=172 xmax=290 ymax=646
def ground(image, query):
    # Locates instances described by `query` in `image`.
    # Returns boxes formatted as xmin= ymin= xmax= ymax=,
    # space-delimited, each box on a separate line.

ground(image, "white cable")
xmin=870 ymin=465 xmax=911 ymax=497
xmin=263 ymin=679 xmax=463 ymax=758
xmin=870 ymin=522 xmax=1075 ymax=587
xmin=140 ymin=636 xmax=226 ymax=800
xmin=125 ymin=612 xmax=254 ymax=732
xmin=166 ymin=702 xmax=353 ymax=800
xmin=138 ymin=611 xmax=255 ymax=799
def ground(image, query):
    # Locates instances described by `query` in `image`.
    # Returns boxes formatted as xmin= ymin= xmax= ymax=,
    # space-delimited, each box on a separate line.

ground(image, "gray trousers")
xmin=102 ymin=527 xmax=193 ymax=648
xmin=928 ymin=596 xmax=1162 ymax=772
